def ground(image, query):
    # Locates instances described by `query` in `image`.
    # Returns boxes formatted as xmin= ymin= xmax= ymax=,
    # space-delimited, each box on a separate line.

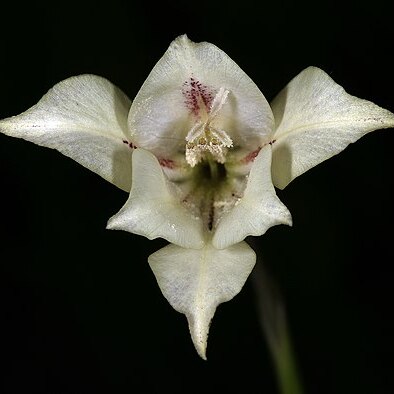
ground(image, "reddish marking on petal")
xmin=159 ymin=158 xmax=175 ymax=169
xmin=242 ymin=148 xmax=262 ymax=164
xmin=182 ymin=77 xmax=215 ymax=116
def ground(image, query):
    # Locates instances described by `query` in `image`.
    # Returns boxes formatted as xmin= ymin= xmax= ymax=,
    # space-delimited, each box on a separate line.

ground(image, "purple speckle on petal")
xmin=122 ymin=140 xmax=135 ymax=149
xmin=159 ymin=158 xmax=175 ymax=169
xmin=182 ymin=77 xmax=215 ymax=116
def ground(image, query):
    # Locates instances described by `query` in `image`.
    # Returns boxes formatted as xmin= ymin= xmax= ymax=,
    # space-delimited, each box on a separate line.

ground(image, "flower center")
xmin=173 ymin=78 xmax=250 ymax=232
xmin=179 ymin=158 xmax=246 ymax=233
xmin=184 ymin=84 xmax=233 ymax=167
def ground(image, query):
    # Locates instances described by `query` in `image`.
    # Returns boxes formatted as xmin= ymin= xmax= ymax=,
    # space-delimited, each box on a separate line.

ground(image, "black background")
xmin=1 ymin=1 xmax=393 ymax=393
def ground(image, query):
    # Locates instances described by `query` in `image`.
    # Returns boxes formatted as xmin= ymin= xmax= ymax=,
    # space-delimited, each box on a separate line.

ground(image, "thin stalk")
xmin=251 ymin=256 xmax=304 ymax=394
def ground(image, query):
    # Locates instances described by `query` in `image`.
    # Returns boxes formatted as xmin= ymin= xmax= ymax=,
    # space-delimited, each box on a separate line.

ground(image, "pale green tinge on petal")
xmin=148 ymin=241 xmax=256 ymax=359
xmin=213 ymin=145 xmax=292 ymax=249
xmin=107 ymin=149 xmax=205 ymax=249
xmin=0 ymin=75 xmax=133 ymax=192
xmin=128 ymin=34 xmax=274 ymax=158
xmin=271 ymin=66 xmax=394 ymax=189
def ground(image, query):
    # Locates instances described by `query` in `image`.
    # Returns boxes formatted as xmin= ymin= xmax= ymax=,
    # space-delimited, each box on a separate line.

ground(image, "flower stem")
xmin=251 ymin=257 xmax=304 ymax=394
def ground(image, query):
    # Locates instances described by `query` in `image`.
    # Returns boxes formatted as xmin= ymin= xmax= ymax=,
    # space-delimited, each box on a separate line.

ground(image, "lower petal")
xmin=213 ymin=145 xmax=292 ymax=249
xmin=107 ymin=149 xmax=205 ymax=249
xmin=148 ymin=241 xmax=256 ymax=359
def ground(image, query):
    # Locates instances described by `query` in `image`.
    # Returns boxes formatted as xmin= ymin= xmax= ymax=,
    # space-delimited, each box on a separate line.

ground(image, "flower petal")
xmin=107 ymin=148 xmax=205 ymax=249
xmin=148 ymin=241 xmax=256 ymax=359
xmin=213 ymin=145 xmax=292 ymax=249
xmin=271 ymin=67 xmax=394 ymax=189
xmin=0 ymin=75 xmax=133 ymax=191
xmin=128 ymin=35 xmax=274 ymax=157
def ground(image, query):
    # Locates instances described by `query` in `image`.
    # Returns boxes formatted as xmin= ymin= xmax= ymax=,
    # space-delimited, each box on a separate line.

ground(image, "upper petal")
xmin=213 ymin=145 xmax=292 ymax=249
xmin=0 ymin=75 xmax=133 ymax=191
xmin=148 ymin=241 xmax=256 ymax=359
xmin=106 ymin=148 xmax=205 ymax=249
xmin=128 ymin=35 xmax=274 ymax=158
xmin=271 ymin=67 xmax=394 ymax=189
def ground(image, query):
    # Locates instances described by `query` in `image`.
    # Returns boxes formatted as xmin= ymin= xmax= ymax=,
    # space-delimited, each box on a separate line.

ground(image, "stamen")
xmin=186 ymin=122 xmax=204 ymax=143
xmin=210 ymin=128 xmax=233 ymax=147
xmin=209 ymin=87 xmax=229 ymax=119
xmin=185 ymin=86 xmax=233 ymax=167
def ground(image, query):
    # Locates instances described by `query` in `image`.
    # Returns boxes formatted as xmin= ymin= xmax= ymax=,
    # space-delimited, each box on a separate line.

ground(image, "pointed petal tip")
xmin=106 ymin=213 xmax=141 ymax=235
xmin=105 ymin=212 xmax=124 ymax=231
xmin=105 ymin=219 xmax=116 ymax=230
xmin=194 ymin=340 xmax=208 ymax=361
xmin=283 ymin=209 xmax=293 ymax=227
xmin=199 ymin=351 xmax=208 ymax=361
xmin=176 ymin=33 xmax=190 ymax=43
xmin=187 ymin=314 xmax=210 ymax=360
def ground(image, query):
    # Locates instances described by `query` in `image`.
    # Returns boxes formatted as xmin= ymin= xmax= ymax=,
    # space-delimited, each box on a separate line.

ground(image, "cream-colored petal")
xmin=128 ymin=35 xmax=274 ymax=157
xmin=107 ymin=149 xmax=204 ymax=249
xmin=0 ymin=75 xmax=133 ymax=191
xmin=213 ymin=145 xmax=292 ymax=249
xmin=271 ymin=67 xmax=394 ymax=189
xmin=148 ymin=241 xmax=256 ymax=359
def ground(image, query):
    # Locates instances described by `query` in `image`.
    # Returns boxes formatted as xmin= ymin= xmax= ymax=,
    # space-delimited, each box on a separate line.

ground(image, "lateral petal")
xmin=148 ymin=241 xmax=256 ymax=359
xmin=213 ymin=145 xmax=292 ymax=249
xmin=271 ymin=67 xmax=394 ymax=189
xmin=107 ymin=148 xmax=204 ymax=249
xmin=0 ymin=74 xmax=133 ymax=191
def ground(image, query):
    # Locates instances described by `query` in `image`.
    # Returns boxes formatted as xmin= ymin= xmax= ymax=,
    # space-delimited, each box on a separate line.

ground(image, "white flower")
xmin=1 ymin=35 xmax=393 ymax=359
